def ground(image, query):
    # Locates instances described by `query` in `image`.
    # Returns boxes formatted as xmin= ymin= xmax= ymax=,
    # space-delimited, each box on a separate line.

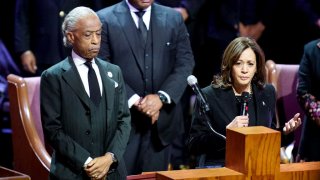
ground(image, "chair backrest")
xmin=265 ymin=60 xmax=304 ymax=149
xmin=7 ymin=74 xmax=51 ymax=180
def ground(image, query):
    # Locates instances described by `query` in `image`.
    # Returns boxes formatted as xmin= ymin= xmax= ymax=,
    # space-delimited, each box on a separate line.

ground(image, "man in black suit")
xmin=97 ymin=0 xmax=194 ymax=175
xmin=14 ymin=0 xmax=104 ymax=76
xmin=40 ymin=7 xmax=131 ymax=179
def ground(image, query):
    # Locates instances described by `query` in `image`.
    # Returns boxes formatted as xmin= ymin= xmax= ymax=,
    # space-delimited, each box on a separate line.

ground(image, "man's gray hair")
xmin=62 ymin=6 xmax=99 ymax=47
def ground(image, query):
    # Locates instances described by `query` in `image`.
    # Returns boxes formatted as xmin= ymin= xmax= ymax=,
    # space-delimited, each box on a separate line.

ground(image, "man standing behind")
xmin=97 ymin=0 xmax=194 ymax=175
xmin=41 ymin=7 xmax=131 ymax=179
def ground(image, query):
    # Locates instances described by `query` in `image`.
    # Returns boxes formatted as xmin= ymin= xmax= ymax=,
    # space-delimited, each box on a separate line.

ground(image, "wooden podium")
xmin=128 ymin=126 xmax=320 ymax=180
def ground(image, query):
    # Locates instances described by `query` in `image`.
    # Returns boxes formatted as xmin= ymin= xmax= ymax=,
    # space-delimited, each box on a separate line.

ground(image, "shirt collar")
xmin=125 ymin=0 xmax=152 ymax=13
xmin=72 ymin=50 xmax=96 ymax=66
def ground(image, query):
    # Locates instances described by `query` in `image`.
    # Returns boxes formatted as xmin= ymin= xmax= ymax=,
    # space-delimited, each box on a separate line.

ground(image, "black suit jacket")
xmin=188 ymin=84 xmax=277 ymax=161
xmin=97 ymin=1 xmax=194 ymax=146
xmin=297 ymin=39 xmax=320 ymax=161
xmin=41 ymin=57 xmax=131 ymax=179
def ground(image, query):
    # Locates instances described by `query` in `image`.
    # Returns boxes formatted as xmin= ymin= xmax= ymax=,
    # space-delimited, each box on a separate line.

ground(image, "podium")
xmin=128 ymin=126 xmax=320 ymax=180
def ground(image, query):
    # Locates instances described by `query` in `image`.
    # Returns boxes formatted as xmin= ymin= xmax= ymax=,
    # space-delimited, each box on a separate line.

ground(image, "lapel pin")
xmin=166 ymin=42 xmax=170 ymax=46
xmin=107 ymin=71 xmax=113 ymax=78
xmin=262 ymin=101 xmax=265 ymax=106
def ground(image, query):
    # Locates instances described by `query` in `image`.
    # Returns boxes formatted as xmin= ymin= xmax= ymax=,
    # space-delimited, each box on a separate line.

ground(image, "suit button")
xmin=85 ymin=130 xmax=90 ymax=135
xmin=59 ymin=11 xmax=65 ymax=17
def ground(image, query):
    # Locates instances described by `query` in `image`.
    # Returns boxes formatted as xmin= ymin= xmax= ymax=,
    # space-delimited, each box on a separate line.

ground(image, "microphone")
xmin=187 ymin=75 xmax=226 ymax=140
xmin=187 ymin=75 xmax=210 ymax=112
xmin=240 ymin=92 xmax=250 ymax=116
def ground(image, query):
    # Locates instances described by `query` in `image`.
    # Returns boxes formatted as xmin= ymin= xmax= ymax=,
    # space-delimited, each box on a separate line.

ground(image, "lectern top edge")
xmin=227 ymin=126 xmax=280 ymax=135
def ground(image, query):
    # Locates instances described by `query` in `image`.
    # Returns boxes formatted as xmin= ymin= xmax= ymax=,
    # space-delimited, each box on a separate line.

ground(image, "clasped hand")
xmin=84 ymin=153 xmax=113 ymax=179
xmin=135 ymin=94 xmax=163 ymax=124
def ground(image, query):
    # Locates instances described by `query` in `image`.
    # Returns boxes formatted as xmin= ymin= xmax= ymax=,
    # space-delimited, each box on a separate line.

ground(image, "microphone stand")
xmin=199 ymin=101 xmax=226 ymax=140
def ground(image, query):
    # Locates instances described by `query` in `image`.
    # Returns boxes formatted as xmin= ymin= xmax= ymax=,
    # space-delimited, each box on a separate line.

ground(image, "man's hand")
xmin=151 ymin=111 xmax=160 ymax=124
xmin=174 ymin=7 xmax=189 ymax=21
xmin=138 ymin=94 xmax=163 ymax=123
xmin=84 ymin=153 xmax=113 ymax=179
xmin=316 ymin=18 xmax=320 ymax=29
xmin=21 ymin=50 xmax=37 ymax=74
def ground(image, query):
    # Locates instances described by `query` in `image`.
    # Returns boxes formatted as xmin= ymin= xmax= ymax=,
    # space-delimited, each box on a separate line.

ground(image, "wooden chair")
xmin=265 ymin=60 xmax=304 ymax=160
xmin=7 ymin=74 xmax=51 ymax=180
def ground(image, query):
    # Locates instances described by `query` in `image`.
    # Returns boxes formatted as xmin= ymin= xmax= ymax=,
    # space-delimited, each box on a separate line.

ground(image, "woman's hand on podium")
xmin=227 ymin=115 xmax=249 ymax=128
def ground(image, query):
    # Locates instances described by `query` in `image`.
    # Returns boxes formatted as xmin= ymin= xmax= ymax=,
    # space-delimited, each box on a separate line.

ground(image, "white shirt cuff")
xmin=84 ymin=157 xmax=93 ymax=167
xmin=128 ymin=94 xmax=141 ymax=108
xmin=158 ymin=90 xmax=171 ymax=104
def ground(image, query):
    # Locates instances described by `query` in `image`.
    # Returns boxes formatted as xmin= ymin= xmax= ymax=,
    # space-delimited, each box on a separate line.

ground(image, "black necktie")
xmin=135 ymin=11 xmax=147 ymax=43
xmin=84 ymin=61 xmax=101 ymax=106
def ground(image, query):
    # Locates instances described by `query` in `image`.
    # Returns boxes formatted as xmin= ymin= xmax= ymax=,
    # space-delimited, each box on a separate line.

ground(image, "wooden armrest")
xmin=7 ymin=74 xmax=51 ymax=179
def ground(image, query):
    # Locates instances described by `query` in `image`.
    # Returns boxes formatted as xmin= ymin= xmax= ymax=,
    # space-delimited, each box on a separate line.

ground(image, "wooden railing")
xmin=128 ymin=126 xmax=320 ymax=180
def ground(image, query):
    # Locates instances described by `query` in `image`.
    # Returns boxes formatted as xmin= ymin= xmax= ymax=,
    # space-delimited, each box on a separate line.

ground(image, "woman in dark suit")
xmin=188 ymin=37 xmax=301 ymax=167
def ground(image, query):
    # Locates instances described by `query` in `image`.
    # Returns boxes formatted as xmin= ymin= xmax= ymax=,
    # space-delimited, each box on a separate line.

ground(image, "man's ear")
xmin=67 ymin=32 xmax=74 ymax=44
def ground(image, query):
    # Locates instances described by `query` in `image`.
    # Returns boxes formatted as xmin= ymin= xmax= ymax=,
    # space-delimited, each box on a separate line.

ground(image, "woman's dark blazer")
xmin=188 ymin=84 xmax=278 ymax=161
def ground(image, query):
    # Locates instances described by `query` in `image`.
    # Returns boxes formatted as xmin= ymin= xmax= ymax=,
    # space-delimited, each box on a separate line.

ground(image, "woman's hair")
xmin=62 ymin=6 xmax=99 ymax=47
xmin=212 ymin=37 xmax=266 ymax=89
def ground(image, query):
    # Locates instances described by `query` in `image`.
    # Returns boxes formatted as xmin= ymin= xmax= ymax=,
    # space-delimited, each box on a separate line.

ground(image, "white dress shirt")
xmin=72 ymin=50 xmax=103 ymax=97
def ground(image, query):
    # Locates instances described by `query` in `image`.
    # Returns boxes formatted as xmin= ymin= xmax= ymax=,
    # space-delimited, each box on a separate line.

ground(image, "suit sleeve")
xmin=296 ymin=41 xmax=317 ymax=158
xmin=297 ymin=42 xmax=314 ymax=98
xmin=158 ymin=13 xmax=195 ymax=104
xmin=97 ymin=12 xmax=137 ymax=99
xmin=14 ymin=0 xmax=31 ymax=54
xmin=40 ymin=71 xmax=91 ymax=171
xmin=105 ymin=66 xmax=131 ymax=162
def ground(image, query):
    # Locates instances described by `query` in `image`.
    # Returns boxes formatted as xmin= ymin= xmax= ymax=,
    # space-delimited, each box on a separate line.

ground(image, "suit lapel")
xmin=96 ymin=59 xmax=115 ymax=124
xmin=253 ymin=85 xmax=271 ymax=127
xmin=62 ymin=57 xmax=91 ymax=108
xmin=114 ymin=2 xmax=145 ymax=72
xmin=151 ymin=4 xmax=166 ymax=69
xmin=217 ymin=88 xmax=238 ymax=124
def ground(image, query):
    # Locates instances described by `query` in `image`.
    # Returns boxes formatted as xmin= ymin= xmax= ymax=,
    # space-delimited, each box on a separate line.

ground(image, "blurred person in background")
xmin=297 ymin=39 xmax=320 ymax=162
xmin=14 ymin=0 xmax=107 ymax=76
